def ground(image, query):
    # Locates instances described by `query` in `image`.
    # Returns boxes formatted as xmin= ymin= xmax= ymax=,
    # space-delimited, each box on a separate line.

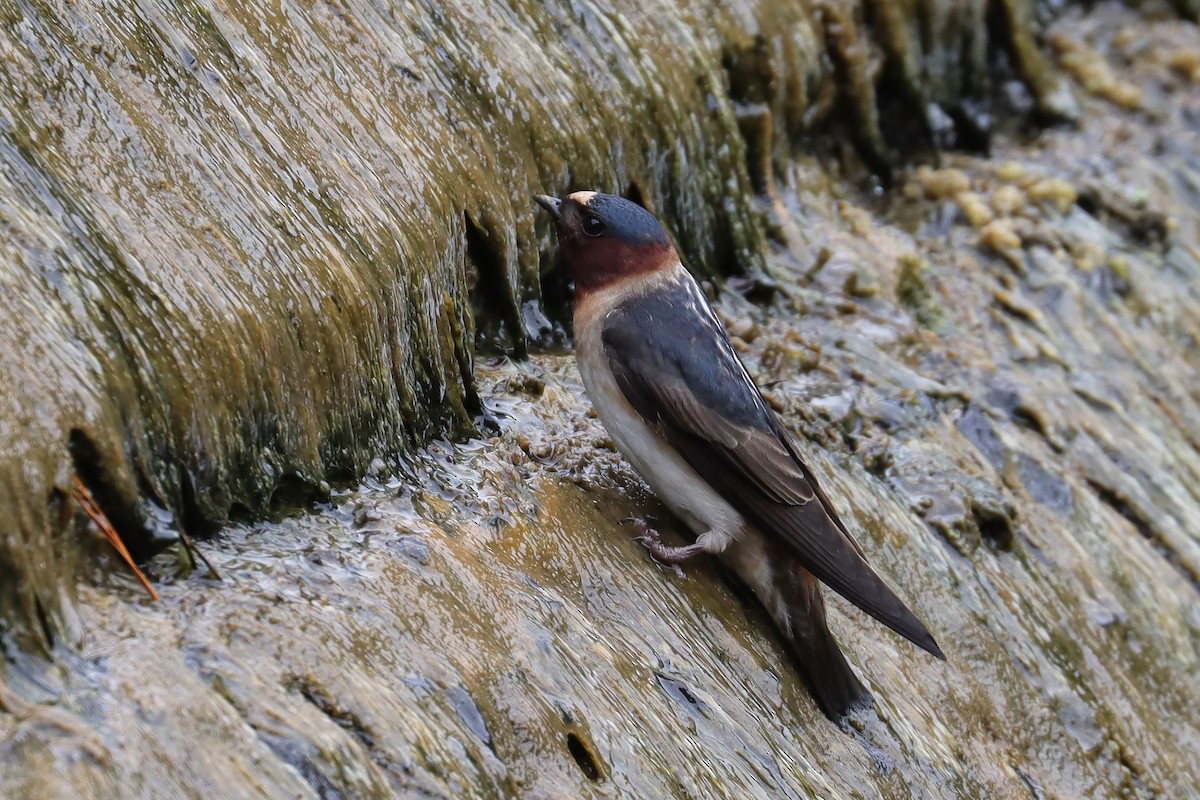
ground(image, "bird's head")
xmin=535 ymin=191 xmax=676 ymax=296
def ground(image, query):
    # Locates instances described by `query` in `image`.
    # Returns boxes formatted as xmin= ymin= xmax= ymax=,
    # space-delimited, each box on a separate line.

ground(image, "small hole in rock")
xmin=976 ymin=512 xmax=1015 ymax=551
xmin=566 ymin=732 xmax=602 ymax=781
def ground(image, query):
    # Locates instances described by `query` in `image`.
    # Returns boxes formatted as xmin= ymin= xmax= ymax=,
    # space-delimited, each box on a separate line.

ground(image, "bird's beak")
xmin=534 ymin=194 xmax=563 ymax=221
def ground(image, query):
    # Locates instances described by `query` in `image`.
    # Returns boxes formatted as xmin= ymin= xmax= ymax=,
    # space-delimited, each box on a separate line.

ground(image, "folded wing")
xmin=602 ymin=295 xmax=944 ymax=659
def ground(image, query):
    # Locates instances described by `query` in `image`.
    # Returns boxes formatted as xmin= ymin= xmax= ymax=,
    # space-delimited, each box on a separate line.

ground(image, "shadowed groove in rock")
xmin=0 ymin=0 xmax=1123 ymax=647
xmin=565 ymin=732 xmax=603 ymax=782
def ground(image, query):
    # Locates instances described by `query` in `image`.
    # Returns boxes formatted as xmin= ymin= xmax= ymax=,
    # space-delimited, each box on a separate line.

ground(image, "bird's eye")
xmin=582 ymin=215 xmax=605 ymax=237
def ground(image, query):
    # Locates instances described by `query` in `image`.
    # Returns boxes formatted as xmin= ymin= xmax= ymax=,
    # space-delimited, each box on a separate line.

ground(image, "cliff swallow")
xmin=535 ymin=191 xmax=945 ymax=719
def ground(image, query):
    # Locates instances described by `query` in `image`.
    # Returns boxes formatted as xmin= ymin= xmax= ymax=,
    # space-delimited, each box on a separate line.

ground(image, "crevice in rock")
xmin=623 ymin=181 xmax=648 ymax=210
xmin=655 ymin=673 xmax=704 ymax=712
xmin=289 ymin=675 xmax=422 ymax=791
xmin=32 ymin=595 xmax=54 ymax=652
xmin=178 ymin=464 xmax=219 ymax=541
xmin=67 ymin=428 xmax=154 ymax=561
xmin=565 ymin=732 xmax=602 ymax=781
xmin=1084 ymin=478 xmax=1199 ymax=592
xmin=465 ymin=211 xmax=524 ymax=357
xmin=255 ymin=732 xmax=348 ymax=800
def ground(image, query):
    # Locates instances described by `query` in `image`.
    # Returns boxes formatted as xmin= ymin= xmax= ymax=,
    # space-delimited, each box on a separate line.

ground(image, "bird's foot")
xmin=629 ymin=525 xmax=706 ymax=579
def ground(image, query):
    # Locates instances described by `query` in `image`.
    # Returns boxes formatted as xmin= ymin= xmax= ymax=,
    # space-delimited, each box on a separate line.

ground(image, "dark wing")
xmin=602 ymin=285 xmax=943 ymax=659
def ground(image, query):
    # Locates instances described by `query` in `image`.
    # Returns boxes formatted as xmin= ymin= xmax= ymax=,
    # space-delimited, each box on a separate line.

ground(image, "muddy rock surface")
xmin=0 ymin=0 xmax=1076 ymax=646
xmin=1 ymin=2 xmax=1199 ymax=798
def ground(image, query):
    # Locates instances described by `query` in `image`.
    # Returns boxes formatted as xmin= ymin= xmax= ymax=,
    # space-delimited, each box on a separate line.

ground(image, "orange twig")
xmin=71 ymin=475 xmax=160 ymax=602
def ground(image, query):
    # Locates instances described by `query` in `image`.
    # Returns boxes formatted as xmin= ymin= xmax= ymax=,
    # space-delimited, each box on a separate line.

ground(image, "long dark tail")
xmin=772 ymin=564 xmax=873 ymax=719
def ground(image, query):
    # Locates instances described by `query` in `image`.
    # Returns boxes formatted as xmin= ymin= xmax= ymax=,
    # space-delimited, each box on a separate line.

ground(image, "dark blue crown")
xmin=585 ymin=193 xmax=670 ymax=247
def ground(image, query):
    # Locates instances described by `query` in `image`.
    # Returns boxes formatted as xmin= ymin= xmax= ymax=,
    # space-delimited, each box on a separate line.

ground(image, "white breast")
xmin=575 ymin=281 xmax=745 ymax=551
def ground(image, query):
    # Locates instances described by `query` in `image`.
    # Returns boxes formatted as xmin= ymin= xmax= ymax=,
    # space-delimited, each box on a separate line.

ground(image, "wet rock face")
xmin=0 ymin=0 xmax=1083 ymax=647
xmin=1 ymin=0 xmax=1200 ymax=797
xmin=0 ymin=0 xmax=788 ymax=647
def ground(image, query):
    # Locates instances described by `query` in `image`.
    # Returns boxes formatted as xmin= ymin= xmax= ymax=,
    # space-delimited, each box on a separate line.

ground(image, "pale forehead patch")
xmin=567 ymin=190 xmax=597 ymax=206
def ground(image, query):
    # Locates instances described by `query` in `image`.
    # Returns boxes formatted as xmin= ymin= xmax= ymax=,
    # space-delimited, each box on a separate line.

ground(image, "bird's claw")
xmin=632 ymin=525 xmax=661 ymax=545
xmin=653 ymin=557 xmax=687 ymax=580
xmin=633 ymin=529 xmax=692 ymax=579
xmin=620 ymin=516 xmax=699 ymax=578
